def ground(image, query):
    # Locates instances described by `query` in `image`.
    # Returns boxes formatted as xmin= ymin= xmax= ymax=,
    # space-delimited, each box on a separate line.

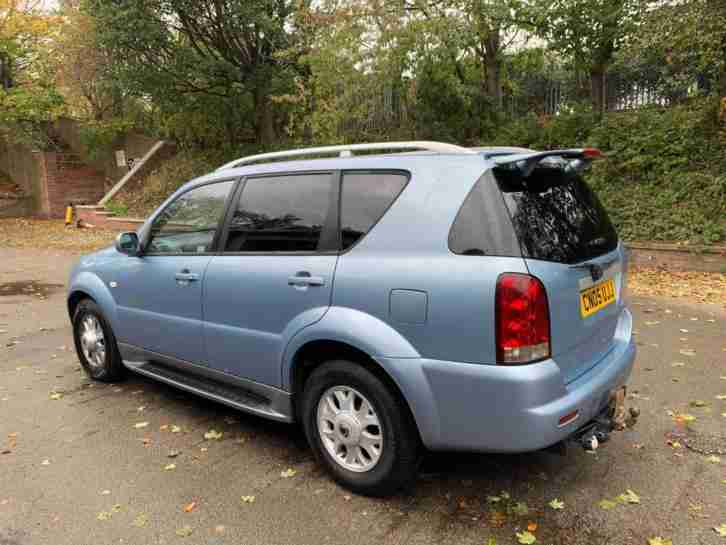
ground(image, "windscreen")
xmin=494 ymin=161 xmax=618 ymax=264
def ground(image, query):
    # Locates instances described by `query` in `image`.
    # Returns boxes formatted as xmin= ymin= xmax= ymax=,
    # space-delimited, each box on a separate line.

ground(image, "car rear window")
xmin=448 ymin=171 xmax=522 ymax=257
xmin=494 ymin=162 xmax=618 ymax=264
xmin=340 ymin=171 xmax=408 ymax=251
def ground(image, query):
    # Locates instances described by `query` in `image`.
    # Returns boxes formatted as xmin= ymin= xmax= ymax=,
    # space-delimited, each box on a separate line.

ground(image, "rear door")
xmin=494 ymin=161 xmax=626 ymax=384
xmin=202 ymin=172 xmax=339 ymax=388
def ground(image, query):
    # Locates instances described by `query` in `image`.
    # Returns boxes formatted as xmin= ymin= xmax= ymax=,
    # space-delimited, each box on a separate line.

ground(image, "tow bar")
xmin=572 ymin=388 xmax=640 ymax=452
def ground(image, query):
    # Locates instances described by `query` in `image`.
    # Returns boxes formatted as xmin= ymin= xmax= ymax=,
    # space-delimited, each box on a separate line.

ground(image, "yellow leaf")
xmin=648 ymin=537 xmax=673 ymax=545
xmin=706 ymin=455 xmax=721 ymax=464
xmin=131 ymin=514 xmax=148 ymax=528
xmin=280 ymin=468 xmax=297 ymax=478
xmin=49 ymin=392 xmax=63 ymax=400
xmin=164 ymin=463 xmax=176 ymax=471
xmin=598 ymin=499 xmax=617 ymax=510
xmin=548 ymin=498 xmax=565 ymax=510
xmin=96 ymin=511 xmax=111 ymax=521
xmin=204 ymin=429 xmax=222 ymax=440
xmin=240 ymin=495 xmax=256 ymax=503
xmin=617 ymin=489 xmax=640 ymax=504
xmin=133 ymin=422 xmax=149 ymax=429
xmin=176 ymin=526 xmax=193 ymax=537
xmin=516 ymin=530 xmax=536 ymax=544
xmin=713 ymin=523 xmax=726 ymax=537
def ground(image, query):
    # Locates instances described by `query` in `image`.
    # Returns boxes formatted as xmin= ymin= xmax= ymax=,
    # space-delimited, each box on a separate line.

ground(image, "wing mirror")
xmin=115 ymin=232 xmax=141 ymax=256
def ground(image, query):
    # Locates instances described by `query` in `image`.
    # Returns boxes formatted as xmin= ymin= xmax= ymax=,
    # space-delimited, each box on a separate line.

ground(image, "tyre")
xmin=72 ymin=299 xmax=125 ymax=382
xmin=301 ymin=360 xmax=421 ymax=496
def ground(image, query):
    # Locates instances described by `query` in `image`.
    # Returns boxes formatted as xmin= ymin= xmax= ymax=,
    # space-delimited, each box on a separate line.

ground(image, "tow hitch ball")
xmin=578 ymin=406 xmax=640 ymax=452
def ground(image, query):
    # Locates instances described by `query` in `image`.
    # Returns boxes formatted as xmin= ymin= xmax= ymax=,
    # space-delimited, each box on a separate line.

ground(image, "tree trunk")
xmin=254 ymin=84 xmax=275 ymax=147
xmin=483 ymin=31 xmax=503 ymax=111
xmin=718 ymin=59 xmax=726 ymax=144
xmin=590 ymin=66 xmax=607 ymax=117
xmin=484 ymin=54 xmax=503 ymax=110
xmin=0 ymin=53 xmax=13 ymax=90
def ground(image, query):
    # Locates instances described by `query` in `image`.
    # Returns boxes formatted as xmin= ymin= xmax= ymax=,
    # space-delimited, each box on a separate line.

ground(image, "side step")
xmin=126 ymin=361 xmax=293 ymax=423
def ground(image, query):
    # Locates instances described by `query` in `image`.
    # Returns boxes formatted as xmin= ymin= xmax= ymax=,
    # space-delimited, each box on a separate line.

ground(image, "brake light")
xmin=495 ymin=273 xmax=551 ymax=364
xmin=582 ymin=148 xmax=604 ymax=160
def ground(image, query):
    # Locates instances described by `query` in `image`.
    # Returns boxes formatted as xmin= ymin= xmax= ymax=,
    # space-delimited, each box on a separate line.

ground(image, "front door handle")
xmin=288 ymin=272 xmax=325 ymax=287
xmin=175 ymin=269 xmax=200 ymax=282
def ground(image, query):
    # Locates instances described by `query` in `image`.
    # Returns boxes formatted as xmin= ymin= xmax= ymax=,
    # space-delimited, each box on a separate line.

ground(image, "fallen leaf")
xmin=133 ymin=422 xmax=149 ymax=429
xmin=131 ymin=514 xmax=148 ymax=527
xmin=136 ymin=406 xmax=146 ymax=412
xmin=49 ymin=392 xmax=63 ymax=400
xmin=164 ymin=463 xmax=176 ymax=471
xmin=512 ymin=502 xmax=529 ymax=516
xmin=527 ymin=522 xmax=538 ymax=532
xmin=167 ymin=449 xmax=181 ymax=458
xmin=675 ymin=413 xmax=696 ymax=423
xmin=280 ymin=468 xmax=297 ymax=478
xmin=713 ymin=524 xmax=726 ymax=537
xmin=240 ymin=495 xmax=256 ymax=503
xmin=203 ymin=429 xmax=222 ymax=440
xmin=679 ymin=349 xmax=696 ymax=357
xmin=183 ymin=501 xmax=197 ymax=513
xmin=111 ymin=504 xmax=122 ymax=513
xmin=617 ymin=489 xmax=640 ymax=504
xmin=41 ymin=459 xmax=50 ymax=466
xmin=96 ymin=511 xmax=112 ymax=521
xmin=644 ymin=321 xmax=660 ymax=326
xmin=690 ymin=400 xmax=708 ymax=408
xmin=671 ymin=362 xmax=686 ymax=367
xmin=176 ymin=526 xmax=193 ymax=537
xmin=214 ymin=525 xmax=226 ymax=534
xmin=716 ymin=395 xmax=726 ymax=400
xmin=648 ymin=537 xmax=673 ymax=545
xmin=706 ymin=455 xmax=721 ymax=464
xmin=598 ymin=499 xmax=617 ymax=510
xmin=679 ymin=328 xmax=689 ymax=333
xmin=170 ymin=425 xmax=181 ymax=433
xmin=516 ymin=530 xmax=536 ymax=544
xmin=100 ymin=490 xmax=111 ymax=495
xmin=548 ymin=498 xmax=565 ymax=510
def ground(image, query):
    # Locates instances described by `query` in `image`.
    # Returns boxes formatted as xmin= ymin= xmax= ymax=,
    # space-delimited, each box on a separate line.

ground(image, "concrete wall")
xmin=0 ymin=141 xmax=43 ymax=217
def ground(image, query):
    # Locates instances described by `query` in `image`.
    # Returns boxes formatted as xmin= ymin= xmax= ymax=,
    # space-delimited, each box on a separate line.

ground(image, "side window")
xmin=146 ymin=181 xmax=234 ymax=254
xmin=448 ymin=173 xmax=521 ymax=257
xmin=224 ymin=173 xmax=336 ymax=252
xmin=340 ymin=171 xmax=408 ymax=250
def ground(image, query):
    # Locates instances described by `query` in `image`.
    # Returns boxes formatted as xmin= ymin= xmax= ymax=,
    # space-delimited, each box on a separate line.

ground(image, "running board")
xmin=124 ymin=360 xmax=293 ymax=423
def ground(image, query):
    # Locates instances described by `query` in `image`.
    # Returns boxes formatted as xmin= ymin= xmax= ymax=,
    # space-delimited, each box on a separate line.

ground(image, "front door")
xmin=113 ymin=180 xmax=235 ymax=363
xmin=203 ymin=172 xmax=339 ymax=387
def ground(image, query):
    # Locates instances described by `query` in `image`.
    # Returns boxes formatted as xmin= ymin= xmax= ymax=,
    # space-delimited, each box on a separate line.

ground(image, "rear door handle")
xmin=288 ymin=272 xmax=325 ymax=287
xmin=175 ymin=269 xmax=200 ymax=282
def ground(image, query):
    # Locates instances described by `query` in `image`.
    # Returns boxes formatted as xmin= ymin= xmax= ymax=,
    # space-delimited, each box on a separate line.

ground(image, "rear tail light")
xmin=495 ymin=273 xmax=551 ymax=364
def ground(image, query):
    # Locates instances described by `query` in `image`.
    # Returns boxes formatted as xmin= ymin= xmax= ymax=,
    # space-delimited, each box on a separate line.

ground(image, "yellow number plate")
xmin=580 ymin=278 xmax=616 ymax=318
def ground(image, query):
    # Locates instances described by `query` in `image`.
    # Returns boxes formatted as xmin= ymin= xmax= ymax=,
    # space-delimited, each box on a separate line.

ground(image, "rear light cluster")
xmin=495 ymin=273 xmax=551 ymax=364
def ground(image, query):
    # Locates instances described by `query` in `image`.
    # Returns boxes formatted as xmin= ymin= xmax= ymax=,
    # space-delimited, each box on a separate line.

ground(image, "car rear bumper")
xmin=379 ymin=308 xmax=636 ymax=453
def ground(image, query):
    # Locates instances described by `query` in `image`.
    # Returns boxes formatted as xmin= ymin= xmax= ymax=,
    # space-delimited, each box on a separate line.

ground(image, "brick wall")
xmin=42 ymin=153 xmax=107 ymax=218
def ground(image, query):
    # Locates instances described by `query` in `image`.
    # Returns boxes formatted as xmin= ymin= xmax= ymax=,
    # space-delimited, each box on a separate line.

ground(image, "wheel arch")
xmin=67 ymin=272 xmax=118 ymax=329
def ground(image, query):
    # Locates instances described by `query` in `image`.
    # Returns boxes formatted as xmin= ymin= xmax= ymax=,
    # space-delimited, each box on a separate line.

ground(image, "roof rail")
xmin=216 ymin=141 xmax=475 ymax=171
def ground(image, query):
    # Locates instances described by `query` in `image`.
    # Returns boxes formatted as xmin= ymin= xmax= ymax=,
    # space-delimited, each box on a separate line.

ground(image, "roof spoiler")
xmin=493 ymin=148 xmax=605 ymax=177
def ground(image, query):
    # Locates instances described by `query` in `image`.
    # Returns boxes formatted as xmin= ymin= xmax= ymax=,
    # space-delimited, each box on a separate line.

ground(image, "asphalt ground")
xmin=1 ymin=247 xmax=724 ymax=545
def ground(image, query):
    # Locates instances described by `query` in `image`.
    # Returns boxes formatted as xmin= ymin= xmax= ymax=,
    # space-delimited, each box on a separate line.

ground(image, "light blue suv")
xmin=67 ymin=142 xmax=637 ymax=496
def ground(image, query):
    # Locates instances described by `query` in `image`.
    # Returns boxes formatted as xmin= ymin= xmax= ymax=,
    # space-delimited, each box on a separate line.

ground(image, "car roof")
xmin=183 ymin=151 xmax=490 ymax=191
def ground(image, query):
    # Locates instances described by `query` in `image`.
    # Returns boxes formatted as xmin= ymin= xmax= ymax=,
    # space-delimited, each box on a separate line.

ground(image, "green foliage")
xmin=107 ymin=151 xmax=233 ymax=218
xmin=78 ymin=118 xmax=134 ymax=161
xmin=488 ymin=98 xmax=726 ymax=244
xmin=104 ymin=201 xmax=129 ymax=217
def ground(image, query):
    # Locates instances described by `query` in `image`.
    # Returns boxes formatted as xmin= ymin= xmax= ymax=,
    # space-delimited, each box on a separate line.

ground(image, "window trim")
xmin=337 ymin=169 xmax=411 ymax=255
xmin=141 ymin=177 xmax=241 ymax=257
xmin=217 ymin=170 xmax=342 ymax=256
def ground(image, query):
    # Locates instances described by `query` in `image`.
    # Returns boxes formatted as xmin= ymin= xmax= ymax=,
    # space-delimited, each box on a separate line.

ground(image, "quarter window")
xmin=146 ymin=181 xmax=234 ymax=254
xmin=340 ymin=171 xmax=408 ymax=250
xmin=224 ymin=173 xmax=336 ymax=252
